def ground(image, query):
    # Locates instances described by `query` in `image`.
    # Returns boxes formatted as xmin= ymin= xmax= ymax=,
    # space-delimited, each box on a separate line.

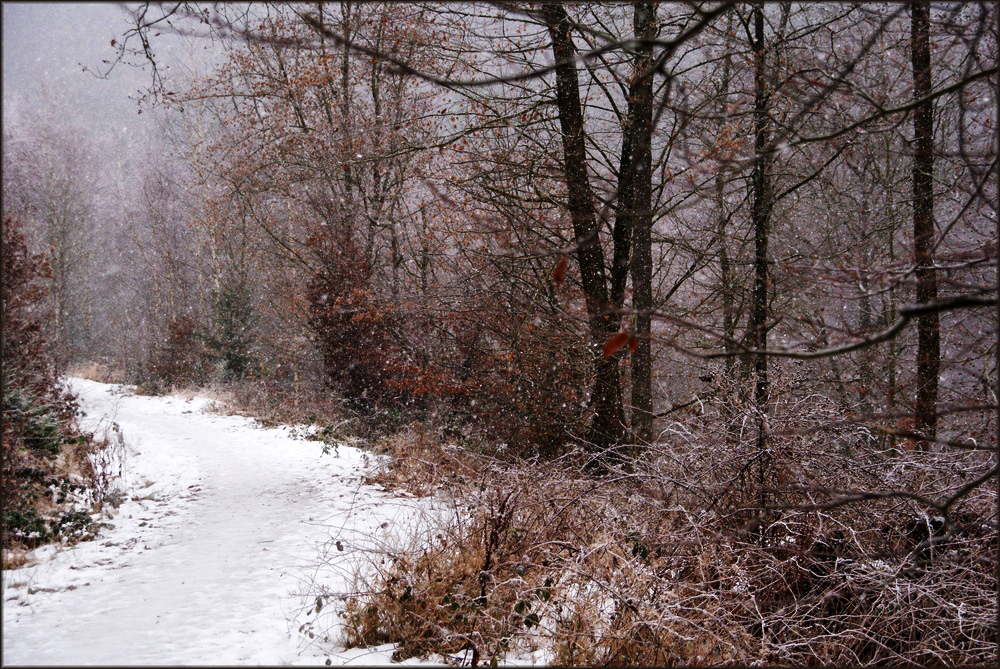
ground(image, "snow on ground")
xmin=2 ymin=378 xmax=445 ymax=666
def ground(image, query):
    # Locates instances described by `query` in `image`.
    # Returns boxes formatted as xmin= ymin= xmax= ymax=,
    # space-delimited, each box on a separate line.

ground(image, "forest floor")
xmin=2 ymin=378 xmax=446 ymax=666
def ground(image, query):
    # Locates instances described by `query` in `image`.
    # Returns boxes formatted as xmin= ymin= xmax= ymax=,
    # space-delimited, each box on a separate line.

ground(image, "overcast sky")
xmin=2 ymin=2 xmax=216 ymax=160
xmin=3 ymin=3 xmax=144 ymax=137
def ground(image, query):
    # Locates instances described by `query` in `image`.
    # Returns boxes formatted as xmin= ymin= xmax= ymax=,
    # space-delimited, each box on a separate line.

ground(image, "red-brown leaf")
xmin=603 ymin=331 xmax=630 ymax=358
xmin=552 ymin=256 xmax=568 ymax=286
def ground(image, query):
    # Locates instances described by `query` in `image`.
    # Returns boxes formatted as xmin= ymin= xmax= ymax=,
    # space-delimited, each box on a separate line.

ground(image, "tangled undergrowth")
xmin=305 ymin=404 xmax=996 ymax=667
xmin=2 ymin=390 xmax=128 ymax=564
xmin=2 ymin=216 xmax=126 ymax=567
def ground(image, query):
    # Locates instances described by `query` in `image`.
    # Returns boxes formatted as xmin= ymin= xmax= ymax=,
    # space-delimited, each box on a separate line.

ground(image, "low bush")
xmin=2 ymin=216 xmax=120 ymax=558
xmin=145 ymin=316 xmax=213 ymax=391
xmin=320 ymin=415 xmax=996 ymax=666
xmin=1 ymin=387 xmax=104 ymax=551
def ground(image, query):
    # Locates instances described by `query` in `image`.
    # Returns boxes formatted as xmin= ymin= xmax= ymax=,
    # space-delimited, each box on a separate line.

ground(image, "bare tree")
xmin=911 ymin=1 xmax=940 ymax=447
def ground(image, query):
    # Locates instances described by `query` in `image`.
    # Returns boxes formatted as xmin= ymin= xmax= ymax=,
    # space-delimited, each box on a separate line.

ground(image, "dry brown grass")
xmin=207 ymin=379 xmax=352 ymax=430
xmin=65 ymin=360 xmax=120 ymax=384
xmin=2 ymin=545 xmax=34 ymax=570
xmin=331 ymin=454 xmax=761 ymax=664
xmin=363 ymin=426 xmax=482 ymax=497
xmin=322 ymin=406 xmax=997 ymax=666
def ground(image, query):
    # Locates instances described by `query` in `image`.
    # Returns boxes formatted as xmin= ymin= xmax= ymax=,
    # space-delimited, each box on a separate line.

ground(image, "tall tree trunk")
xmin=748 ymin=2 xmax=773 ymax=506
xmin=629 ymin=2 xmax=656 ymax=446
xmin=419 ymin=208 xmax=430 ymax=295
xmin=715 ymin=9 xmax=740 ymax=445
xmin=340 ymin=2 xmax=357 ymax=235
xmin=542 ymin=4 xmax=627 ymax=451
xmin=911 ymin=0 xmax=939 ymax=448
xmin=885 ymin=201 xmax=898 ymax=448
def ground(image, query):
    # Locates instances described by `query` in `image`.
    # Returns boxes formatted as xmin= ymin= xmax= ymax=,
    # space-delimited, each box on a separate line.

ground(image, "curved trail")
xmin=3 ymin=379 xmax=427 ymax=665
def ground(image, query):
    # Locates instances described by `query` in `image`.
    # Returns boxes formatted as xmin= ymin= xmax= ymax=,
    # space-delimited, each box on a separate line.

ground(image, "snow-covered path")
xmin=3 ymin=379 xmax=427 ymax=666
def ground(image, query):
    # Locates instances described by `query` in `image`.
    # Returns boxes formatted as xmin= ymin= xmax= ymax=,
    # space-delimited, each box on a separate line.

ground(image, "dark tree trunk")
xmin=885 ymin=226 xmax=898 ymax=448
xmin=911 ymin=1 xmax=939 ymax=448
xmin=748 ymin=4 xmax=772 ymax=421
xmin=748 ymin=2 xmax=773 ymax=507
xmin=628 ymin=2 xmax=656 ymax=446
xmin=542 ymin=4 xmax=627 ymax=450
xmin=715 ymin=9 xmax=740 ymax=445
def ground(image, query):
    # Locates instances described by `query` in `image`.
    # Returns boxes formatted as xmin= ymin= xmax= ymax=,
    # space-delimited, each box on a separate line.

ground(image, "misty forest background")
xmin=3 ymin=2 xmax=998 ymax=665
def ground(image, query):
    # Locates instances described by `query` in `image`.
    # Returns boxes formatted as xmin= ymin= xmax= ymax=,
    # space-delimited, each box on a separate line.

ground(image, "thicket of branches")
xmin=2 ymin=1 xmax=996 ymax=664
xmin=1 ymin=216 xmax=121 ymax=559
